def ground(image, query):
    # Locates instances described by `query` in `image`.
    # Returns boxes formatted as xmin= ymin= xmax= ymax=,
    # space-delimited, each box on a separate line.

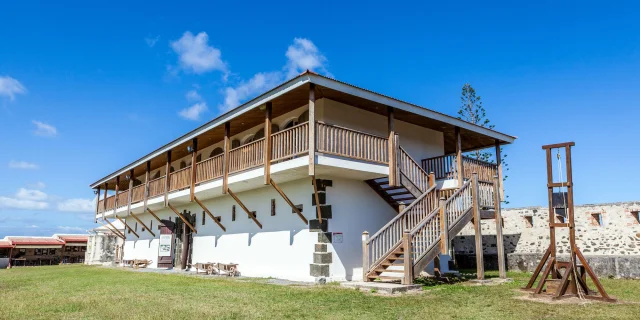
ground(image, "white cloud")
xmin=16 ymin=188 xmax=48 ymax=201
xmin=0 ymin=76 xmax=27 ymax=100
xmin=178 ymin=102 xmax=208 ymax=121
xmin=32 ymin=120 xmax=58 ymax=137
xmin=219 ymin=38 xmax=330 ymax=111
xmin=185 ymin=89 xmax=202 ymax=102
xmin=145 ymin=36 xmax=160 ymax=47
xmin=170 ymin=31 xmax=227 ymax=75
xmin=26 ymin=225 xmax=39 ymax=228
xmin=285 ymin=38 xmax=331 ymax=79
xmin=221 ymin=72 xmax=282 ymax=111
xmin=57 ymin=198 xmax=95 ymax=213
xmin=8 ymin=160 xmax=38 ymax=170
xmin=56 ymin=226 xmax=85 ymax=232
xmin=27 ymin=182 xmax=46 ymax=189
xmin=0 ymin=197 xmax=49 ymax=210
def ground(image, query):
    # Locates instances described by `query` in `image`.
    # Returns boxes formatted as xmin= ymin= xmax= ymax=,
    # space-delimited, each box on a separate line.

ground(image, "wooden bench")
xmin=122 ymin=259 xmax=152 ymax=269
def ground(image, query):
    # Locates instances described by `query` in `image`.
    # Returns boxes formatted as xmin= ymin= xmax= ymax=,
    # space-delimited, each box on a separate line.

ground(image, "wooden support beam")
xmin=102 ymin=183 xmax=108 ymax=217
xmin=439 ymin=197 xmax=448 ymax=254
xmin=269 ymin=178 xmax=308 ymax=225
xmin=362 ymin=231 xmax=370 ymax=282
xmin=227 ymin=188 xmax=262 ymax=229
xmin=402 ymin=230 xmax=414 ymax=285
xmin=143 ymin=161 xmax=150 ymax=212
xmin=126 ymin=169 xmax=134 ymax=216
xmin=308 ymin=83 xmax=316 ymax=176
xmin=494 ymin=175 xmax=506 ymax=279
xmin=146 ymin=208 xmax=163 ymax=226
xmin=115 ymin=216 xmax=139 ymax=238
xmin=190 ymin=137 xmax=198 ymax=201
xmin=164 ymin=150 xmax=172 ymax=207
xmin=97 ymin=221 xmax=125 ymax=240
xmin=495 ymin=140 xmax=504 ymax=201
xmin=264 ymin=102 xmax=272 ymax=185
xmin=94 ymin=186 xmax=101 ymax=223
xmin=194 ymin=196 xmax=227 ymax=232
xmin=114 ymin=176 xmax=120 ymax=210
xmin=129 ymin=211 xmax=156 ymax=237
xmin=387 ymin=106 xmax=397 ymax=186
xmin=311 ymin=176 xmax=322 ymax=223
xmin=222 ymin=122 xmax=230 ymax=194
xmin=167 ymin=202 xmax=197 ymax=234
xmin=455 ymin=127 xmax=463 ymax=188
xmin=471 ymin=172 xmax=484 ymax=280
xmin=544 ymin=147 xmax=557 ymax=272
xmin=103 ymin=219 xmax=126 ymax=239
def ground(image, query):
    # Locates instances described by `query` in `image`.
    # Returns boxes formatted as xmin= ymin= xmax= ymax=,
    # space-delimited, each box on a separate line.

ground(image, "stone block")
xmin=318 ymin=232 xmax=332 ymax=243
xmin=312 ymin=193 xmax=326 ymax=205
xmin=309 ymin=219 xmax=328 ymax=232
xmin=315 ymin=244 xmax=327 ymax=252
xmin=319 ymin=205 xmax=332 ymax=219
xmin=310 ymin=263 xmax=330 ymax=277
xmin=314 ymin=252 xmax=332 ymax=264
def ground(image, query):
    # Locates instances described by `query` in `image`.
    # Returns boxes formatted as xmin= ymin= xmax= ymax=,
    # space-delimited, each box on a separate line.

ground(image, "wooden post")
xmin=495 ymin=140 xmax=504 ymax=201
xmin=94 ymin=186 xmax=101 ymax=223
xmin=164 ymin=150 xmax=172 ymax=207
xmin=167 ymin=203 xmax=197 ymax=233
xmin=455 ymin=127 xmax=464 ymax=188
xmin=308 ymin=83 xmax=316 ymax=176
xmin=565 ymin=145 xmax=577 ymax=268
xmin=362 ymin=231 xmax=370 ymax=282
xmin=311 ymin=176 xmax=322 ymax=223
xmin=143 ymin=161 xmax=150 ymax=212
xmin=439 ymin=197 xmax=448 ymax=254
xmin=402 ymin=230 xmax=413 ymax=285
xmin=102 ymin=183 xmax=108 ymax=217
xmin=129 ymin=212 xmax=156 ymax=237
xmin=494 ymin=175 xmax=506 ymax=278
xmin=114 ymin=176 xmax=120 ymax=210
xmin=471 ymin=172 xmax=484 ymax=280
xmin=387 ymin=106 xmax=397 ymax=186
xmin=264 ymin=102 xmax=272 ymax=185
xmin=8 ymin=247 xmax=12 ymax=268
xmin=545 ymin=147 xmax=556 ymax=276
xmin=222 ymin=122 xmax=230 ymax=194
xmin=126 ymin=169 xmax=134 ymax=216
xmin=190 ymin=137 xmax=198 ymax=202
xmin=428 ymin=172 xmax=435 ymax=189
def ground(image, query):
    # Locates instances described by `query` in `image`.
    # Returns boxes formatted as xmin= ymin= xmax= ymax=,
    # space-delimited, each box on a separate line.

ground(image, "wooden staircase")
xmin=365 ymin=177 xmax=418 ymax=211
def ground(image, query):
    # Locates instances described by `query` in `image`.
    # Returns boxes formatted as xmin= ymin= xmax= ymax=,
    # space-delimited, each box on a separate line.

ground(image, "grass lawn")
xmin=0 ymin=265 xmax=638 ymax=319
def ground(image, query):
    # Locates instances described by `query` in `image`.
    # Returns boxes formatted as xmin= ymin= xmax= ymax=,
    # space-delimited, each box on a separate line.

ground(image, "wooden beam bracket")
xmin=227 ymin=188 xmax=262 ymax=229
xmin=194 ymin=196 xmax=227 ymax=232
xmin=269 ymin=178 xmax=308 ymax=225
xmin=167 ymin=203 xmax=197 ymax=233
xmin=129 ymin=211 xmax=156 ymax=237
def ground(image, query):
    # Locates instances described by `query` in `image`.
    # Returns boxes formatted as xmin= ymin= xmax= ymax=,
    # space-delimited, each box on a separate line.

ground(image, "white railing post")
xmin=362 ymin=231 xmax=370 ymax=282
xmin=402 ymin=230 xmax=413 ymax=285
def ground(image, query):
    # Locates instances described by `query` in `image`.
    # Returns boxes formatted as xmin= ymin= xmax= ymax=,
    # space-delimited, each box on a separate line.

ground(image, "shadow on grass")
xmin=415 ymin=269 xmax=504 ymax=287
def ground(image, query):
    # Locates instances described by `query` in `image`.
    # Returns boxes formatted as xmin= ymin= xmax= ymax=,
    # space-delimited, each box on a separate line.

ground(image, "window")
xmin=232 ymin=205 xmax=236 ymax=221
xmin=524 ymin=215 xmax=534 ymax=228
xmin=271 ymin=199 xmax=276 ymax=216
xmin=49 ymin=249 xmax=56 ymax=255
xmin=590 ymin=213 xmax=603 ymax=227
xmin=35 ymin=248 xmax=42 ymax=255
xmin=202 ymin=211 xmax=206 ymax=225
xmin=210 ymin=148 xmax=223 ymax=157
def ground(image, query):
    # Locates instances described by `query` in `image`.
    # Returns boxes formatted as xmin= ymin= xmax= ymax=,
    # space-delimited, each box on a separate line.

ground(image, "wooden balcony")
xmin=421 ymin=154 xmax=498 ymax=183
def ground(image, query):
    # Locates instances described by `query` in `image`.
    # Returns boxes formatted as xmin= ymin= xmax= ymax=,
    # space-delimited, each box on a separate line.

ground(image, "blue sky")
xmin=1 ymin=1 xmax=639 ymax=237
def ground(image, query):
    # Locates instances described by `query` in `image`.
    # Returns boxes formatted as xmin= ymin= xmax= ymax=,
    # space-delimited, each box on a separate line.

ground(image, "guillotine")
xmin=523 ymin=142 xmax=615 ymax=302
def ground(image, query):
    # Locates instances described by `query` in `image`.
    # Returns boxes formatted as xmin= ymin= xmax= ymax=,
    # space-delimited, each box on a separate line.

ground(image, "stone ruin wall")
xmin=452 ymin=201 xmax=640 ymax=277
xmin=85 ymin=234 xmax=123 ymax=265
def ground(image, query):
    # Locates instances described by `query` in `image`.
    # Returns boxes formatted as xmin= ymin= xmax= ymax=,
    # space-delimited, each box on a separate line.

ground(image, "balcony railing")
xmin=169 ymin=167 xmax=191 ymax=191
xmin=316 ymin=121 xmax=388 ymax=164
xmin=196 ymin=154 xmax=224 ymax=184
xmin=229 ymin=138 xmax=265 ymax=173
xmin=148 ymin=176 xmax=165 ymax=198
xmin=271 ymin=122 xmax=309 ymax=162
xmin=421 ymin=154 xmax=498 ymax=183
xmin=131 ymin=185 xmax=145 ymax=203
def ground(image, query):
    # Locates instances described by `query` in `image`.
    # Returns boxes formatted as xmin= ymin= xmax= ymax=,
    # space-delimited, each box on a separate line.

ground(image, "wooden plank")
xmin=545 ymin=147 xmax=557 ymax=272
xmin=402 ymin=230 xmax=413 ymax=285
xmin=387 ymin=106 xmax=397 ymax=186
xmin=264 ymin=102 xmax=272 ymax=185
xmin=471 ymin=173 xmax=484 ymax=280
xmin=114 ymin=176 xmax=120 ymax=210
xmin=524 ymin=247 xmax=551 ymax=289
xmin=126 ymin=169 xmax=134 ymax=216
xmin=227 ymin=188 xmax=262 ymax=229
xmin=194 ymin=196 xmax=227 ymax=232
xmin=190 ymin=138 xmax=198 ymax=201
xmin=94 ymin=186 xmax=101 ymax=223
xmin=146 ymin=208 xmax=163 ymax=225
xmin=167 ymin=202 xmax=198 ymax=234
xmin=308 ymin=83 xmax=315 ymax=176
xmin=493 ymin=175 xmax=506 ymax=279
xmin=541 ymin=141 xmax=575 ymax=150
xmin=455 ymin=127 xmax=463 ymax=187
xmin=164 ymin=150 xmax=171 ymax=207
xmin=495 ymin=140 xmax=504 ymax=201
xmin=439 ymin=197 xmax=448 ymax=254
xmin=534 ymin=257 xmax=555 ymax=294
xmin=97 ymin=220 xmax=125 ymax=239
xmin=311 ymin=176 xmax=322 ymax=223
xmin=102 ymin=183 xmax=108 ymax=216
xmin=115 ymin=216 xmax=139 ymax=238
xmin=269 ymin=178 xmax=308 ymax=225
xmin=143 ymin=161 xmax=150 ymax=212
xmin=222 ymin=122 xmax=230 ymax=194
xmin=129 ymin=211 xmax=156 ymax=237
xmin=575 ymin=247 xmax=614 ymax=301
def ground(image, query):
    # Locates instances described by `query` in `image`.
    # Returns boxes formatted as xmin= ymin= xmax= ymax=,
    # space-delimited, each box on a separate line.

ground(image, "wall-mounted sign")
xmin=158 ymin=235 xmax=172 ymax=257
xmin=332 ymin=232 xmax=343 ymax=243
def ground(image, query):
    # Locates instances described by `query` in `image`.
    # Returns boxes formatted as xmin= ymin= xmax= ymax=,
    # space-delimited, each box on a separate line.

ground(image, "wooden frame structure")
xmin=523 ymin=142 xmax=615 ymax=302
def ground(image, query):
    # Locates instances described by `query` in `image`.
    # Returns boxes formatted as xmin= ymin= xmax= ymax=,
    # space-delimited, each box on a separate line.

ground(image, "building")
xmin=90 ymin=71 xmax=515 ymax=283
xmin=85 ymin=221 xmax=125 ymax=265
xmin=0 ymin=234 xmax=88 ymax=268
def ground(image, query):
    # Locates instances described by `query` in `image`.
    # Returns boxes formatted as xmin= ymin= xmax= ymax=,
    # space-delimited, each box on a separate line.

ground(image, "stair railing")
xmin=409 ymin=180 xmax=474 ymax=270
xmin=398 ymin=147 xmax=431 ymax=193
xmin=364 ymin=184 xmax=438 ymax=276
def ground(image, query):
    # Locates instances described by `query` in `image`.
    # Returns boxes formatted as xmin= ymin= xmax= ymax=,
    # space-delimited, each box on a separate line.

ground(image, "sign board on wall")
xmin=332 ymin=232 xmax=343 ymax=243
xmin=158 ymin=235 xmax=172 ymax=257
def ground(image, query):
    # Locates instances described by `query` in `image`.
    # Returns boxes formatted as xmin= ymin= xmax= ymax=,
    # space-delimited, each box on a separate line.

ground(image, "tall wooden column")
xmin=472 ymin=172 xmax=484 ymax=280
xmin=94 ymin=186 xmax=101 ymax=222
xmin=164 ymin=150 xmax=172 ymax=207
xmin=143 ymin=161 xmax=150 ymax=212
xmin=114 ymin=176 xmax=120 ymax=210
xmin=455 ymin=127 xmax=464 ymax=188
xmin=544 ymin=147 xmax=556 ymax=276
xmin=190 ymin=138 xmax=198 ymax=201
xmin=387 ymin=106 xmax=398 ymax=186
xmin=264 ymin=102 xmax=272 ymax=185
xmin=126 ymin=169 xmax=134 ymax=216
xmin=495 ymin=140 xmax=504 ymax=201
xmin=102 ymin=183 xmax=108 ymax=216
xmin=494 ymin=175 xmax=506 ymax=278
xmin=222 ymin=122 xmax=230 ymax=194
xmin=308 ymin=83 xmax=316 ymax=176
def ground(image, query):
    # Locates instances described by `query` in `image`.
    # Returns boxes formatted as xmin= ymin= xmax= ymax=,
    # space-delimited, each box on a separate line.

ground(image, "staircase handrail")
xmin=409 ymin=180 xmax=471 ymax=234
xmin=398 ymin=146 xmax=431 ymax=193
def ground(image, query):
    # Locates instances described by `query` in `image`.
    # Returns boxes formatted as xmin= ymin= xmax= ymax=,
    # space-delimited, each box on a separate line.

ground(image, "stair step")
xmin=374 ymin=269 xmax=404 ymax=274
xmin=380 ymin=186 xmax=406 ymax=191
xmin=367 ymin=275 xmax=403 ymax=281
xmin=392 ymin=196 xmax=416 ymax=201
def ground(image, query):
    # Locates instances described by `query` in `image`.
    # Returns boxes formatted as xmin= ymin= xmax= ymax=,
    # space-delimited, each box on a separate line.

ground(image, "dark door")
xmin=157 ymin=220 xmax=175 ymax=268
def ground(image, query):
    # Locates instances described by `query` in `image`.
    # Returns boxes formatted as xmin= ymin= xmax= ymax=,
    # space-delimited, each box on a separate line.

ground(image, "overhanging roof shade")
xmin=91 ymin=71 xmax=516 ymax=189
